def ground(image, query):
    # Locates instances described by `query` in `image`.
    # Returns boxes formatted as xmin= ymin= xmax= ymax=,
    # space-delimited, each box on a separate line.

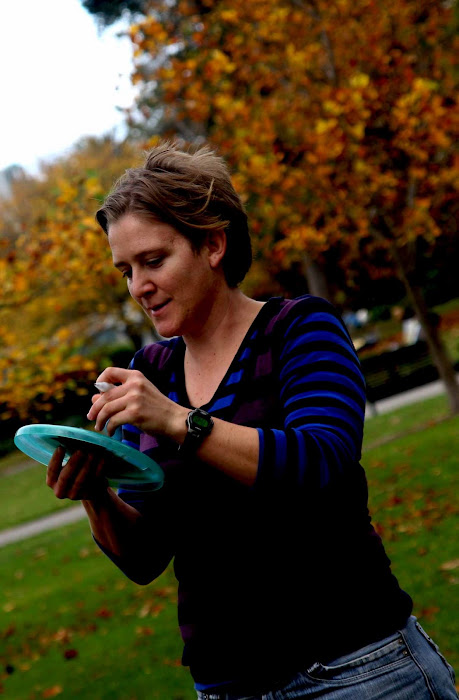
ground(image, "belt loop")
xmin=306 ymin=661 xmax=321 ymax=674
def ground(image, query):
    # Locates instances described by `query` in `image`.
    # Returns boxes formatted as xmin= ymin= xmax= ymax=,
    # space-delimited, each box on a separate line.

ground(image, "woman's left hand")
xmin=87 ymin=367 xmax=187 ymax=441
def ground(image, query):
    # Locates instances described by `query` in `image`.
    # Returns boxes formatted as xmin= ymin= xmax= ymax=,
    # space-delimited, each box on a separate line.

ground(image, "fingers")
xmin=53 ymin=450 xmax=89 ymax=499
xmin=87 ymin=370 xmax=147 ymax=429
xmin=47 ymin=449 xmax=107 ymax=501
xmin=87 ymin=368 xmax=162 ymax=436
xmin=87 ymin=382 xmax=126 ymax=424
xmin=95 ymin=366 xmax=132 ymax=386
xmin=67 ymin=453 xmax=105 ymax=500
xmin=46 ymin=446 xmax=66 ymax=488
xmin=89 ymin=395 xmax=128 ymax=434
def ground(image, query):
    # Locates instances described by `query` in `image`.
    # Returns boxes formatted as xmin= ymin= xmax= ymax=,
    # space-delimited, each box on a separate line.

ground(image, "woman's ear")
xmin=205 ymin=228 xmax=227 ymax=269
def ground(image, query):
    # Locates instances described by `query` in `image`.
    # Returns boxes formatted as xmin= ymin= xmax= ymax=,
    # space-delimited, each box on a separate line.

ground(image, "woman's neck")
xmin=183 ymin=289 xmax=263 ymax=362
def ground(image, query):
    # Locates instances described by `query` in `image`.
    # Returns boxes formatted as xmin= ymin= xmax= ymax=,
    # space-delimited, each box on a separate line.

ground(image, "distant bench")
xmin=359 ymin=341 xmax=441 ymax=408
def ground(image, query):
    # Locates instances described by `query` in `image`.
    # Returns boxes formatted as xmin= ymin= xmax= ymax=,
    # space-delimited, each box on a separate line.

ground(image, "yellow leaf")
xmin=350 ymin=73 xmax=370 ymax=88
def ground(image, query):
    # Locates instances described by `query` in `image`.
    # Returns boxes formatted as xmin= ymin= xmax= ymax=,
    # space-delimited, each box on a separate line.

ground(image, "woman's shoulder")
xmin=267 ymin=294 xmax=341 ymax=327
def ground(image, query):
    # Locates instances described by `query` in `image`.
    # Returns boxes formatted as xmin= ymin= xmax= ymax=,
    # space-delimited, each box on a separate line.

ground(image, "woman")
xmin=47 ymin=142 xmax=457 ymax=699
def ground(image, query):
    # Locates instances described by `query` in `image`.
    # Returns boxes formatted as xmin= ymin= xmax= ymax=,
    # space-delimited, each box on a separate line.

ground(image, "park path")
xmin=0 ymin=505 xmax=86 ymax=548
xmin=1 ymin=375 xmax=456 ymax=549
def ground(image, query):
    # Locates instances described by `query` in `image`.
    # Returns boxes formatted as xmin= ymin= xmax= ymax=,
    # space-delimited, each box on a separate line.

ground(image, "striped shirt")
xmin=102 ymin=295 xmax=412 ymax=687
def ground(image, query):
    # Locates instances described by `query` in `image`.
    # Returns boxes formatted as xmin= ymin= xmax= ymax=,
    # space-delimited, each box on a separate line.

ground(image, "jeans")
xmin=196 ymin=617 xmax=457 ymax=699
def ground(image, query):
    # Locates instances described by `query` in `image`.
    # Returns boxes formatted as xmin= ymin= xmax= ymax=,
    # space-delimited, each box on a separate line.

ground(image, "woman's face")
xmin=108 ymin=214 xmax=223 ymax=339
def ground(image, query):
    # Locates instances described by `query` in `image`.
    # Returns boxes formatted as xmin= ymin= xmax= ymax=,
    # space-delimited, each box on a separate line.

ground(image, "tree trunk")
xmin=392 ymin=247 xmax=459 ymax=414
xmin=302 ymin=254 xmax=331 ymax=301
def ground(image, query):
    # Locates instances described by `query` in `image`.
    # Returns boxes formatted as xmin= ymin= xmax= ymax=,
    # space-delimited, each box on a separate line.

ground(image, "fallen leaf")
xmin=64 ymin=649 xmax=78 ymax=660
xmin=440 ymin=559 xmax=459 ymax=571
xmin=42 ymin=686 xmax=63 ymax=698
xmin=34 ymin=548 xmax=48 ymax=560
xmin=419 ymin=606 xmax=440 ymax=621
xmin=53 ymin=628 xmax=72 ymax=644
xmin=163 ymin=658 xmax=182 ymax=667
xmin=138 ymin=603 xmax=151 ymax=618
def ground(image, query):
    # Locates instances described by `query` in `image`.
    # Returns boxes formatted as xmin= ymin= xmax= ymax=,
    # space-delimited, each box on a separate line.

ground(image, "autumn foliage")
xmin=0 ymin=137 xmax=140 ymax=421
xmin=128 ymin=0 xmax=458 ymax=274
xmin=1 ymin=0 xmax=458 ymax=420
xmin=126 ymin=0 xmax=459 ymax=408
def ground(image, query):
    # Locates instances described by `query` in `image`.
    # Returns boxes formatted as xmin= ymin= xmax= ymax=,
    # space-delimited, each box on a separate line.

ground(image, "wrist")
xmin=178 ymin=407 xmax=214 ymax=455
xmin=82 ymin=483 xmax=112 ymax=512
xmin=167 ymin=404 xmax=190 ymax=445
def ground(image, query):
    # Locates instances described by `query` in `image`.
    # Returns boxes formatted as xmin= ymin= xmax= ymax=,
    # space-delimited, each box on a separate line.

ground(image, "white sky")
xmin=0 ymin=0 xmax=137 ymax=174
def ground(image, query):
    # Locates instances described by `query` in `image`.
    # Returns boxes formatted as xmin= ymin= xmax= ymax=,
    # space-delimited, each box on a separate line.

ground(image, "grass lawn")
xmin=0 ymin=523 xmax=193 ymax=699
xmin=0 ymin=397 xmax=458 ymax=698
xmin=362 ymin=406 xmax=459 ymax=679
xmin=363 ymin=394 xmax=451 ymax=449
xmin=0 ymin=456 xmax=75 ymax=531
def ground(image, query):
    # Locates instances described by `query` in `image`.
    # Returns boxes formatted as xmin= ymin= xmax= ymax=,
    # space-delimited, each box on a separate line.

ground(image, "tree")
xmin=0 ymin=136 xmax=150 ymax=420
xmin=123 ymin=0 xmax=459 ymax=412
xmin=81 ymin=0 xmax=147 ymax=26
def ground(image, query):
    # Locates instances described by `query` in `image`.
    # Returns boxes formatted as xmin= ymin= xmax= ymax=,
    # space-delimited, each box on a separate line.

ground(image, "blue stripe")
xmin=281 ymin=353 xmax=364 ymax=383
xmin=123 ymin=424 xmax=141 ymax=434
xmin=122 ymin=439 xmax=141 ymax=450
xmin=226 ymin=370 xmax=243 ymax=386
xmin=208 ymin=394 xmax=236 ymax=412
xmin=284 ymin=390 xmax=364 ymax=417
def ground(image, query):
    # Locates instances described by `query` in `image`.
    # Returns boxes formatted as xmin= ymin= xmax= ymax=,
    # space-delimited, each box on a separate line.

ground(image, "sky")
xmin=0 ymin=0 xmax=137 ymax=174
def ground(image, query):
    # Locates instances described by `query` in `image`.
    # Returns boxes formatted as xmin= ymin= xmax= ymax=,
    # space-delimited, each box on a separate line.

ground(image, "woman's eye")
xmin=121 ymin=270 xmax=132 ymax=279
xmin=147 ymin=257 xmax=163 ymax=268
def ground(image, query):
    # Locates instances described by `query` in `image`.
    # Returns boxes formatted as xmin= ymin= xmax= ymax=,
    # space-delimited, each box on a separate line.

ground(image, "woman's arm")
xmin=189 ymin=299 xmax=366 ymax=491
xmin=255 ymin=301 xmax=366 ymax=492
xmin=87 ymin=298 xmax=366 ymax=493
xmin=47 ymin=448 xmax=174 ymax=583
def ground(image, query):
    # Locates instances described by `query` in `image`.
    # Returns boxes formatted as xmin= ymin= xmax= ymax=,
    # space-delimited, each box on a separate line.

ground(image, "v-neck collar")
xmin=174 ymin=298 xmax=280 ymax=410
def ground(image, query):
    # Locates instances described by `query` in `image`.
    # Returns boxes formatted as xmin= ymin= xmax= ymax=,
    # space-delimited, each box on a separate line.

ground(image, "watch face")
xmin=180 ymin=410 xmax=214 ymax=453
xmin=192 ymin=413 xmax=211 ymax=428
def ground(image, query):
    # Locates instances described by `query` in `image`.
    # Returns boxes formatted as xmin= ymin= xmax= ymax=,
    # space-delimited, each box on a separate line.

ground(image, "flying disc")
xmin=14 ymin=424 xmax=164 ymax=491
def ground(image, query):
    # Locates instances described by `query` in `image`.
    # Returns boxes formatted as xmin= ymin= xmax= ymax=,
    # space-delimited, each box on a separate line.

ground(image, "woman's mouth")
xmin=150 ymin=299 xmax=170 ymax=316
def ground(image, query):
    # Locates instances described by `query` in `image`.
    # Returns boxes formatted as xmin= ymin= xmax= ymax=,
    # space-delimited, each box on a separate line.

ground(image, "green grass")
xmin=0 ymin=398 xmax=458 ymax=697
xmin=0 ymin=523 xmax=194 ymax=699
xmin=0 ymin=457 xmax=74 ymax=531
xmin=362 ymin=410 xmax=459 ymax=677
xmin=363 ymin=394 xmax=450 ymax=449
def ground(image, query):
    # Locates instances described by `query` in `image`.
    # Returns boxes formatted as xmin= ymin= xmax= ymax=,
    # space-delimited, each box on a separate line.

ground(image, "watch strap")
xmin=178 ymin=408 xmax=214 ymax=455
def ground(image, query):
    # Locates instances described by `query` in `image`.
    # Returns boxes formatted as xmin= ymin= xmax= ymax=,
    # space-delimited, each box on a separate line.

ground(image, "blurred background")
xmin=0 ymin=1 xmax=458 ymax=698
xmin=1 ymin=0 xmax=458 ymax=438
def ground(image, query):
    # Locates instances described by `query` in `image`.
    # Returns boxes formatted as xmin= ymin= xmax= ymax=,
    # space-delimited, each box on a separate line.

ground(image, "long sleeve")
xmin=93 ymin=421 xmax=176 ymax=584
xmin=255 ymin=298 xmax=366 ymax=492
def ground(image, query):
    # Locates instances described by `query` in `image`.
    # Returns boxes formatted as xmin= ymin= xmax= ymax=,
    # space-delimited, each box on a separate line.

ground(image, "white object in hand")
xmin=94 ymin=382 xmax=116 ymax=393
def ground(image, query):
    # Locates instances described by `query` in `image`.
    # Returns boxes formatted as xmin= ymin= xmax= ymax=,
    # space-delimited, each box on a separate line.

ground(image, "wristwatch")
xmin=178 ymin=408 xmax=214 ymax=455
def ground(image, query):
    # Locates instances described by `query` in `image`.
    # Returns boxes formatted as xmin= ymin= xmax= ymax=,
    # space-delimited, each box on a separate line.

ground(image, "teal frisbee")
xmin=14 ymin=424 xmax=164 ymax=491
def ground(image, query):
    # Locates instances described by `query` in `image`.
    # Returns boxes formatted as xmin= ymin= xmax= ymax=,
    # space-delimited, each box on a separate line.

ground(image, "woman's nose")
xmin=130 ymin=269 xmax=156 ymax=298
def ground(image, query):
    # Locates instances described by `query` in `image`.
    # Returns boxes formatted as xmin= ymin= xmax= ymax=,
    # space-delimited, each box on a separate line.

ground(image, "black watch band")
xmin=178 ymin=408 xmax=214 ymax=455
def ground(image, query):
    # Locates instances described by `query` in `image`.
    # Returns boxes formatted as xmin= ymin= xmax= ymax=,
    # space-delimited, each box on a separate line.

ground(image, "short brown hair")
xmin=96 ymin=141 xmax=252 ymax=287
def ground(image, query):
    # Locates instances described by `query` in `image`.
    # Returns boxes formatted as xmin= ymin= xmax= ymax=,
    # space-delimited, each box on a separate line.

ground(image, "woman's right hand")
xmin=46 ymin=447 xmax=108 ymax=501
